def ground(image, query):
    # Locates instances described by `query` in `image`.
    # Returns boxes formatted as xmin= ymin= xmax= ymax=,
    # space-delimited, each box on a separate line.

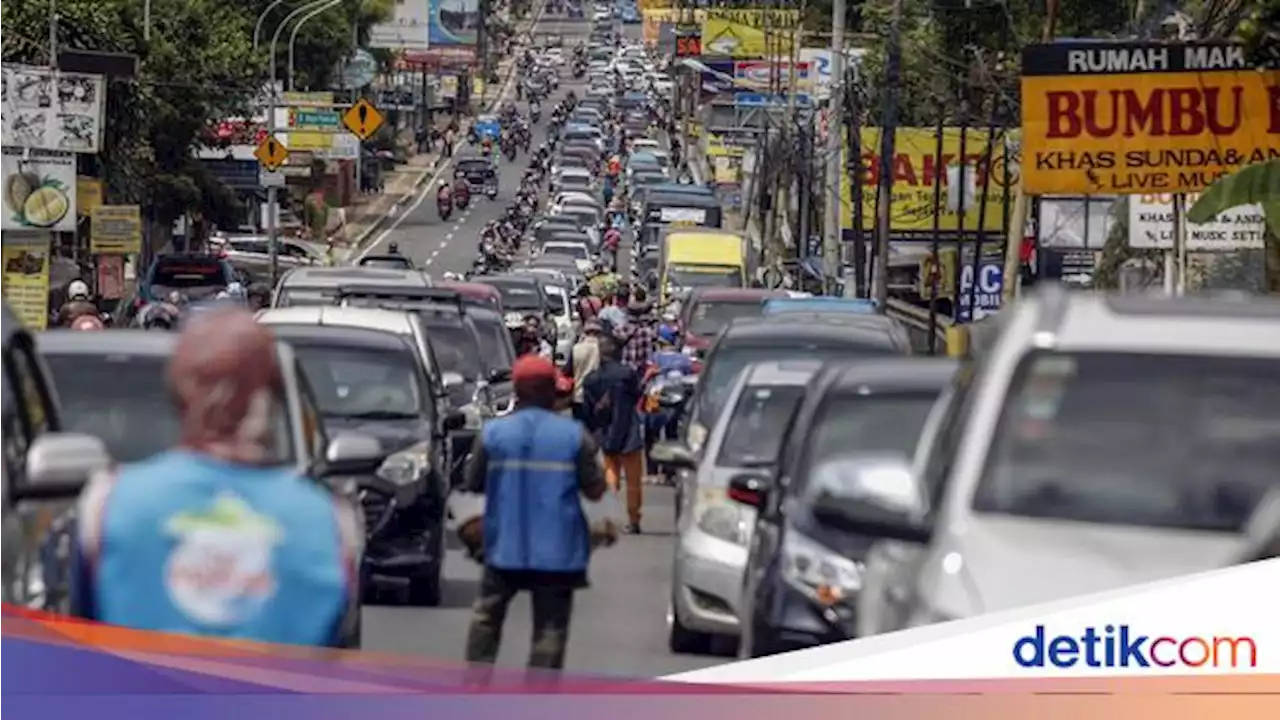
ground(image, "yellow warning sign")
xmin=254 ymin=135 xmax=289 ymax=171
xmin=342 ymin=99 xmax=384 ymax=140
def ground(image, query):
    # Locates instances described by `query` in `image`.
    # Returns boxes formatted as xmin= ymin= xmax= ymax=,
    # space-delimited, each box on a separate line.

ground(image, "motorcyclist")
xmin=67 ymin=309 xmax=362 ymax=647
xmin=140 ymin=301 xmax=181 ymax=331
xmin=437 ymin=180 xmax=452 ymax=206
xmin=388 ymin=240 xmax=403 ymax=256
xmin=57 ymin=280 xmax=99 ymax=327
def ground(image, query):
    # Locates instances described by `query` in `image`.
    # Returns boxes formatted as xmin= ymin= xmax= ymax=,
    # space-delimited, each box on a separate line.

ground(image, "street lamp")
xmin=265 ymin=0 xmax=345 ymax=286
xmin=254 ymin=0 xmax=292 ymax=51
xmin=289 ymin=0 xmax=344 ymax=91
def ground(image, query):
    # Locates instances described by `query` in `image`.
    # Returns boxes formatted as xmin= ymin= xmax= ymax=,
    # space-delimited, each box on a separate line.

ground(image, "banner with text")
xmin=841 ymin=127 xmax=1018 ymax=234
xmin=643 ymin=9 xmax=702 ymax=46
xmin=1020 ymin=41 xmax=1280 ymax=195
xmin=732 ymin=60 xmax=811 ymax=91
xmin=1128 ymin=192 xmax=1266 ymax=251
xmin=701 ymin=9 xmax=801 ymax=58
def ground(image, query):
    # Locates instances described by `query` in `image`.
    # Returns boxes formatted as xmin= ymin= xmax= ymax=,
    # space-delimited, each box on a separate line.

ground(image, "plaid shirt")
xmin=620 ymin=321 xmax=658 ymax=370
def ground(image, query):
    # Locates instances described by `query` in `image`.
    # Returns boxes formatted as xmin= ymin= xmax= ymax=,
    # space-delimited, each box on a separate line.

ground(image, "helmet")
xmin=388 ymin=241 xmax=400 ymax=254
xmin=67 ymin=279 xmax=90 ymax=301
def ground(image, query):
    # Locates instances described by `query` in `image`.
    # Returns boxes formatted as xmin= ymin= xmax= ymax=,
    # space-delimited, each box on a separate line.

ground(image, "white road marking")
xmin=445 ymin=232 xmax=454 ymax=241
xmin=352 ymin=4 xmax=544 ymax=263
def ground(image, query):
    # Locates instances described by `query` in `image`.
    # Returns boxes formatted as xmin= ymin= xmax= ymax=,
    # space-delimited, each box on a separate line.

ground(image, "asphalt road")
xmin=360 ymin=14 xmax=727 ymax=679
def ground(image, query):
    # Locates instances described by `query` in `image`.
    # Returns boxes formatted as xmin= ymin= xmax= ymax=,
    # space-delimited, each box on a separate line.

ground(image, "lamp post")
xmin=289 ymin=0 xmax=343 ymax=91
xmin=266 ymin=0 xmax=344 ymax=286
xmin=254 ymin=0 xmax=292 ymax=51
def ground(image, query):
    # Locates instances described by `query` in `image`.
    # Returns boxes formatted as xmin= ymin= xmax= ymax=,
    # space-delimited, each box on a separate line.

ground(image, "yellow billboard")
xmin=841 ymin=127 xmax=1018 ymax=233
xmin=642 ymin=9 xmax=703 ymax=46
xmin=701 ymin=9 xmax=800 ymax=58
xmin=638 ymin=0 xmax=672 ymax=8
xmin=1020 ymin=41 xmax=1280 ymax=195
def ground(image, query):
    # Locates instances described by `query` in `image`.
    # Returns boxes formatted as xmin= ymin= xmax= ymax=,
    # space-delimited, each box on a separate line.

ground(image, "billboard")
xmin=701 ymin=8 xmax=801 ymax=58
xmin=369 ymin=1 xmax=430 ymax=50
xmin=1020 ymin=41 xmax=1280 ymax=195
xmin=643 ymin=9 xmax=702 ymax=46
xmin=840 ymin=128 xmax=1017 ymax=233
xmin=430 ymin=0 xmax=479 ymax=46
xmin=733 ymin=60 xmax=811 ymax=91
xmin=2 ymin=64 xmax=106 ymax=153
xmin=1128 ymin=192 xmax=1266 ymax=250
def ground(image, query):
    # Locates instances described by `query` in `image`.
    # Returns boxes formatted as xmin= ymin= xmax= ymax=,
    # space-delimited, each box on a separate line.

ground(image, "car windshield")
xmin=700 ymin=342 xmax=899 ymax=427
xmin=472 ymin=316 xmax=515 ymax=370
xmin=544 ymin=286 xmax=569 ymax=316
xmin=974 ymin=352 xmax=1280 ymax=532
xmin=687 ymin=299 xmax=762 ymax=337
xmin=44 ymin=353 xmax=292 ymax=464
xmin=545 ymin=244 xmax=587 ymax=259
xmin=419 ymin=319 xmax=484 ymax=377
xmin=803 ymin=392 xmax=940 ymax=483
xmin=560 ymin=176 xmax=592 ymax=190
xmin=716 ymin=385 xmax=806 ymax=469
xmin=294 ymin=343 xmax=425 ymax=420
xmin=489 ymin=283 xmax=543 ymax=311
xmin=276 ymin=287 xmax=338 ymax=307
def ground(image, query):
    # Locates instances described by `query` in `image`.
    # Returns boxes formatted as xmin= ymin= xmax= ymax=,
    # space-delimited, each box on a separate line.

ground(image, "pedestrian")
xmin=619 ymin=296 xmax=657 ymax=372
xmin=68 ymin=309 xmax=362 ymax=647
xmin=462 ymin=355 xmax=610 ymax=678
xmin=597 ymin=290 xmax=628 ymax=335
xmin=444 ymin=126 xmax=456 ymax=158
xmin=571 ymin=320 xmax=603 ymax=423
xmin=582 ymin=335 xmax=646 ymax=534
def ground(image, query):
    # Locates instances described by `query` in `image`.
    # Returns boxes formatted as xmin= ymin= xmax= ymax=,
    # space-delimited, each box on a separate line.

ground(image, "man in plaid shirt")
xmin=619 ymin=315 xmax=658 ymax=371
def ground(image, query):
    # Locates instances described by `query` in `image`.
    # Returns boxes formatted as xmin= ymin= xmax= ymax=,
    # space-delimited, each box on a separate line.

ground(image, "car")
xmin=853 ymin=289 xmax=1280 ymax=643
xmin=474 ymin=274 xmax=556 ymax=333
xmin=683 ymin=314 xmax=914 ymax=457
xmin=30 ymin=328 xmax=379 ymax=642
xmin=358 ymin=253 xmax=416 ymax=270
xmin=733 ymin=359 xmax=958 ymax=658
xmin=549 ymin=191 xmax=600 ymax=214
xmin=653 ymin=359 xmax=824 ymax=654
xmin=471 ymin=114 xmax=501 ymax=140
xmin=257 ymin=306 xmax=467 ymax=606
xmin=435 ymin=281 xmax=504 ymax=311
xmin=272 ymin=265 xmax=432 ymax=308
xmin=677 ymin=288 xmax=790 ymax=353
xmin=138 ymin=253 xmax=238 ymax=306
xmin=553 ymin=205 xmax=603 ymax=233
xmin=540 ymin=240 xmax=594 ymax=273
xmin=217 ymin=236 xmax=323 ymax=281
xmin=552 ymin=173 xmax=597 ymax=196
xmin=630 ymin=138 xmax=661 ymax=154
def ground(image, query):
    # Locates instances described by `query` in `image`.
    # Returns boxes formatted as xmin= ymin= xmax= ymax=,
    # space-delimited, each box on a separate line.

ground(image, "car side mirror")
xmin=442 ymin=371 xmax=466 ymax=391
xmin=809 ymin=454 xmax=932 ymax=544
xmin=323 ymin=432 xmax=385 ymax=476
xmin=488 ymin=367 xmax=513 ymax=383
xmin=444 ymin=410 xmax=468 ymax=432
xmin=649 ymin=441 xmax=697 ymax=470
xmin=10 ymin=433 xmax=113 ymax=502
xmin=727 ymin=472 xmax=770 ymax=509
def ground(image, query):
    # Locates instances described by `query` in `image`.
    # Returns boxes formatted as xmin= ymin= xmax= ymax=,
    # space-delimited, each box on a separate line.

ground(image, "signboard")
xmin=370 ymin=2 xmax=430 ymax=50
xmin=429 ymin=0 xmax=479 ymax=46
xmin=643 ymin=9 xmax=703 ymax=46
xmin=1128 ymin=192 xmax=1266 ymax=250
xmin=800 ymin=48 xmax=833 ymax=99
xmin=658 ymin=207 xmax=707 ymax=224
xmin=254 ymin=135 xmax=289 ymax=171
xmin=287 ymin=108 xmax=342 ymax=130
xmin=341 ymin=49 xmax=379 ymax=89
xmin=76 ymin=176 xmax=103 ymax=218
xmin=735 ymin=92 xmax=811 ymax=107
xmin=841 ymin=127 xmax=1017 ymax=233
xmin=1 ymin=148 xmax=76 ymax=232
xmin=281 ymin=91 xmax=334 ymax=106
xmin=957 ymin=261 xmax=1004 ymax=322
xmin=702 ymin=9 xmax=801 ymax=58
xmin=90 ymin=205 xmax=143 ymax=254
xmin=1 ymin=64 xmax=106 ymax=153
xmin=675 ymin=27 xmax=702 ymax=58
xmin=440 ymin=75 xmax=459 ymax=98
xmin=343 ymin=98 xmax=385 ymax=140
xmin=733 ymin=60 xmax=811 ymax=91
xmin=0 ymin=232 xmax=51 ymax=329
xmin=1020 ymin=41 xmax=1280 ymax=195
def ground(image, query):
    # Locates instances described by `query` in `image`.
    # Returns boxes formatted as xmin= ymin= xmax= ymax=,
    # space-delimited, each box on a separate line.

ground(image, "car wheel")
xmin=667 ymin=596 xmax=712 ymax=655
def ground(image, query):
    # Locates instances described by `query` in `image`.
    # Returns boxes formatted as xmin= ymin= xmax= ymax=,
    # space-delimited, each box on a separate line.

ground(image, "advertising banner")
xmin=1020 ymin=41 xmax=1280 ymax=195
xmin=1 ymin=231 xmax=51 ymax=330
xmin=430 ymin=0 xmax=480 ymax=46
xmin=643 ymin=9 xmax=701 ymax=46
xmin=90 ymin=205 xmax=143 ymax=255
xmin=701 ymin=9 xmax=801 ymax=58
xmin=732 ymin=60 xmax=811 ymax=91
xmin=1 ymin=64 xmax=106 ymax=153
xmin=840 ymin=128 xmax=1017 ymax=233
xmin=370 ymin=1 xmax=431 ymax=50
xmin=1128 ymin=192 xmax=1266 ymax=250
xmin=2 ymin=148 xmax=76 ymax=232
xmin=800 ymin=48 xmax=833 ymax=99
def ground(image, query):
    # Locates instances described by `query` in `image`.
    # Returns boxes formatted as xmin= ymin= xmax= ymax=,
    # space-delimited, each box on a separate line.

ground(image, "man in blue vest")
xmin=68 ymin=308 xmax=361 ymax=647
xmin=463 ymin=354 xmax=608 ymax=675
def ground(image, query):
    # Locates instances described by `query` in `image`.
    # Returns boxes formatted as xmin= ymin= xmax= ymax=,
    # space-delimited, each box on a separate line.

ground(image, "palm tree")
xmin=1187 ymin=159 xmax=1280 ymax=290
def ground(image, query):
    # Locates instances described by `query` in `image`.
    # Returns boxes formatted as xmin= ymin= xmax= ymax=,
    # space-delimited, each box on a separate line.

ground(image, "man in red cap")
xmin=67 ymin=309 xmax=361 ymax=647
xmin=462 ymin=354 xmax=608 ymax=676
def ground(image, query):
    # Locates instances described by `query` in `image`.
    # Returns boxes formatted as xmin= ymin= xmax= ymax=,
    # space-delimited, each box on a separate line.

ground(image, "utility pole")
xmin=824 ymin=0 xmax=846 ymax=295
xmin=871 ymin=0 xmax=903 ymax=306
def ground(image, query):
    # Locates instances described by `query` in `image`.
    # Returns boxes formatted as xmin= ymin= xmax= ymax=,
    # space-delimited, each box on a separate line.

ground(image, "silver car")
xmin=652 ymin=360 xmax=821 ymax=654
xmin=218 ymin=235 xmax=323 ymax=281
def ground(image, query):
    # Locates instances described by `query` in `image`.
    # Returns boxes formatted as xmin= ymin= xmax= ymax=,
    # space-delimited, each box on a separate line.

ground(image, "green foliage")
xmin=1188 ymin=160 xmax=1280 ymax=239
xmin=1236 ymin=0 xmax=1280 ymax=68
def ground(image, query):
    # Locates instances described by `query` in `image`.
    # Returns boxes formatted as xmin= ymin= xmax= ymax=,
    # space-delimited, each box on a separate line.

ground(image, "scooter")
xmin=454 ymin=181 xmax=471 ymax=210
xmin=485 ymin=181 xmax=499 ymax=201
xmin=438 ymin=193 xmax=453 ymax=221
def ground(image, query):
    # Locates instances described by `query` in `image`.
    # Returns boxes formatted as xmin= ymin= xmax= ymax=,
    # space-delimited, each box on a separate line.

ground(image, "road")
xmin=359 ymin=14 xmax=726 ymax=678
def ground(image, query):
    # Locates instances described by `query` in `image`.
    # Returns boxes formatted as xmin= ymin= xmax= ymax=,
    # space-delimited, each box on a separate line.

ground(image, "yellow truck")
xmin=659 ymin=230 xmax=749 ymax=303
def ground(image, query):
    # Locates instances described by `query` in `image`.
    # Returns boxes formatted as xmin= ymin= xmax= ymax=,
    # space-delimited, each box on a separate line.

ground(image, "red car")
xmin=436 ymin=281 xmax=504 ymax=312
xmin=677 ymin=288 xmax=788 ymax=356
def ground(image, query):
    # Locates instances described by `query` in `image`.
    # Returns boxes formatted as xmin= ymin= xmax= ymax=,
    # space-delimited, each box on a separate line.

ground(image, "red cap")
xmin=512 ymin=354 xmax=557 ymax=388
xmin=555 ymin=372 xmax=574 ymax=396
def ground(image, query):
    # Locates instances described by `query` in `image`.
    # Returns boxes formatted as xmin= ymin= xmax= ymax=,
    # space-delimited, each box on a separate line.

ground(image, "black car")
xmin=454 ymin=155 xmax=496 ymax=190
xmin=475 ymin=274 xmax=555 ymax=336
xmin=733 ymin=359 xmax=957 ymax=658
xmin=268 ymin=319 xmax=460 ymax=607
xmin=684 ymin=315 xmax=914 ymax=452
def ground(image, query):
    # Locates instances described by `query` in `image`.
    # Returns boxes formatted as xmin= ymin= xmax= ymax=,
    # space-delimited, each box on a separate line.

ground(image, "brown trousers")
xmin=603 ymin=450 xmax=644 ymax=525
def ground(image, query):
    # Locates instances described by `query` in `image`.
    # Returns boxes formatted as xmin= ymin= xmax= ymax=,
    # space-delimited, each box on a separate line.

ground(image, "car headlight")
xmin=780 ymin=531 xmax=863 ymax=607
xmin=694 ymin=494 xmax=751 ymax=546
xmin=686 ymin=422 xmax=708 ymax=453
xmin=377 ymin=450 xmax=428 ymax=487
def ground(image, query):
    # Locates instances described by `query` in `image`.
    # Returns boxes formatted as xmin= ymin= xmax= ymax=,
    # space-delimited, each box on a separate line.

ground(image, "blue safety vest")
xmin=80 ymin=450 xmax=351 ymax=646
xmin=482 ymin=408 xmax=590 ymax=572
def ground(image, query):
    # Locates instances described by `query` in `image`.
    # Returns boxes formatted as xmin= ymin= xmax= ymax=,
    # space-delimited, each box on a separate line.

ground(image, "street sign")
xmin=259 ymin=169 xmax=286 ymax=188
xmin=343 ymin=98 xmax=384 ymax=140
xmin=288 ymin=108 xmax=342 ymax=130
xmin=253 ymin=134 xmax=289 ymax=171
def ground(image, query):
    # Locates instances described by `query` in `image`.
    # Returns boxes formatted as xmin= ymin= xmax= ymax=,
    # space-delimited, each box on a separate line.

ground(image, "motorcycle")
xmin=503 ymin=142 xmax=517 ymax=162
xmin=485 ymin=181 xmax=499 ymax=200
xmin=437 ymin=192 xmax=453 ymax=221
xmin=454 ymin=180 xmax=471 ymax=210
xmin=530 ymin=106 xmax=541 ymax=123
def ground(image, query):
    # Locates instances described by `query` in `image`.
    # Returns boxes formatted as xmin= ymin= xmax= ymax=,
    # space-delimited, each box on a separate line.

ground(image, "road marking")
xmin=445 ymin=232 xmax=454 ymax=241
xmin=352 ymin=3 xmax=544 ymax=263
xmin=440 ymin=240 xmax=449 ymax=248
